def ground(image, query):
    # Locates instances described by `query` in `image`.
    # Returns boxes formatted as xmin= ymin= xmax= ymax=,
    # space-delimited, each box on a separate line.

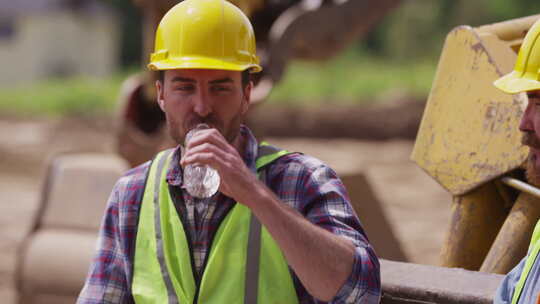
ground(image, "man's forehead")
xmin=166 ymin=69 xmax=241 ymax=82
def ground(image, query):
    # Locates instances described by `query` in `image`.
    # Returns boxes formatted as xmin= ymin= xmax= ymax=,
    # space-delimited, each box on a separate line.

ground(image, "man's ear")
xmin=241 ymin=81 xmax=253 ymax=115
xmin=156 ymin=80 xmax=165 ymax=111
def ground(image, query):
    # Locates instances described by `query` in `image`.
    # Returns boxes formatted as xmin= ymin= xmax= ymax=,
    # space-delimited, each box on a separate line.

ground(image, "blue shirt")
xmin=494 ymin=245 xmax=540 ymax=303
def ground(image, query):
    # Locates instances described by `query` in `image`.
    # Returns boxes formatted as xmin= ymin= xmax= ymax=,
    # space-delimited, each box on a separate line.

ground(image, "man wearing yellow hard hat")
xmin=77 ymin=0 xmax=380 ymax=303
xmin=493 ymin=18 xmax=540 ymax=304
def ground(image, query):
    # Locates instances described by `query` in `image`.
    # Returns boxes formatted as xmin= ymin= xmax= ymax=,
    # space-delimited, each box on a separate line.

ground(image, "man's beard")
xmin=166 ymin=111 xmax=244 ymax=146
xmin=522 ymin=132 xmax=540 ymax=187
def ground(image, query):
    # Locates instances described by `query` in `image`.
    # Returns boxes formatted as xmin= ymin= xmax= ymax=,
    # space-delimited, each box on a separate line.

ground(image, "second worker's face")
xmin=156 ymin=69 xmax=251 ymax=145
xmin=519 ymin=90 xmax=540 ymax=185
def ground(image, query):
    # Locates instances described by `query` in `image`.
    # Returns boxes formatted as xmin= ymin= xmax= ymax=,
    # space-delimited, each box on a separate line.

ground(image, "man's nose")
xmin=192 ymin=91 xmax=212 ymax=117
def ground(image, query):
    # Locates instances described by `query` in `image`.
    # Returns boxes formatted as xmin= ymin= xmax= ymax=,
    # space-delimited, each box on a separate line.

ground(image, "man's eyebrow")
xmin=209 ymin=77 xmax=234 ymax=85
xmin=171 ymin=77 xmax=196 ymax=83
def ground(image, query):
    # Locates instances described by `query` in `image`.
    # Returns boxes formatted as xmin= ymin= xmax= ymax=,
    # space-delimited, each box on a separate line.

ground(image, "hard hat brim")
xmin=494 ymin=71 xmax=540 ymax=94
xmin=148 ymin=56 xmax=262 ymax=73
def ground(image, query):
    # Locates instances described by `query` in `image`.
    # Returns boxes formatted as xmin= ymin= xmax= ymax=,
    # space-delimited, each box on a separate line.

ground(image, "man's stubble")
xmin=522 ymin=131 xmax=540 ymax=187
xmin=166 ymin=109 xmax=245 ymax=147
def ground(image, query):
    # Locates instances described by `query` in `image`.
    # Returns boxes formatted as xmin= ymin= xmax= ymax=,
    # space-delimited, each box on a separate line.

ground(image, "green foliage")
xmin=268 ymin=49 xmax=435 ymax=105
xmin=485 ymin=0 xmax=540 ymax=22
xmin=0 ymin=74 xmax=128 ymax=117
xmin=363 ymin=0 xmax=540 ymax=62
xmin=0 ymin=54 xmax=435 ymax=117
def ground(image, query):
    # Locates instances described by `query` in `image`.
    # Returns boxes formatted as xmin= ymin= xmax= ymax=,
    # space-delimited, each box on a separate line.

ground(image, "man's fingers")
xmin=186 ymin=128 xmax=231 ymax=152
xmin=183 ymin=142 xmax=224 ymax=162
xmin=182 ymin=152 xmax=219 ymax=168
xmin=182 ymin=143 xmax=235 ymax=170
xmin=184 ymin=142 xmax=217 ymax=155
xmin=182 ymin=151 xmax=239 ymax=174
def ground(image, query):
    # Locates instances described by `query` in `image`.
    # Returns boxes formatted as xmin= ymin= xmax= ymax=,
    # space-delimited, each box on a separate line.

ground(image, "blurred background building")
xmin=0 ymin=0 xmax=119 ymax=87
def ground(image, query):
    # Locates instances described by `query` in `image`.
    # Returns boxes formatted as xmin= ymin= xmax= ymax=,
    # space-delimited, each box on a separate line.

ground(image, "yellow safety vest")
xmin=132 ymin=144 xmax=299 ymax=303
xmin=511 ymin=220 xmax=540 ymax=304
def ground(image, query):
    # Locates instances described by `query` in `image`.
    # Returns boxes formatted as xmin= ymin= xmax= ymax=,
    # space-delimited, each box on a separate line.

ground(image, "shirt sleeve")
xmin=493 ymin=256 xmax=527 ymax=304
xmin=77 ymin=179 xmax=132 ymax=304
xmin=297 ymin=163 xmax=381 ymax=303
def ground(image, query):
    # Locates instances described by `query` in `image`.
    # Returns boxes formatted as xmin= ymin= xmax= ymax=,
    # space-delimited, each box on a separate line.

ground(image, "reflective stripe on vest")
xmin=511 ymin=219 xmax=540 ymax=304
xmin=132 ymin=144 xmax=299 ymax=304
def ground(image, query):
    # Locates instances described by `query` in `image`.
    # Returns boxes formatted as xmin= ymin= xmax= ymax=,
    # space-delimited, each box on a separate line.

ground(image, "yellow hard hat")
xmin=148 ymin=0 xmax=262 ymax=73
xmin=494 ymin=18 xmax=540 ymax=94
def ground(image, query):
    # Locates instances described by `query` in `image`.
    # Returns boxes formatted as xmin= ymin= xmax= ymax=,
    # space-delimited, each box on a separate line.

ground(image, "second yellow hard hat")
xmin=494 ymin=18 xmax=540 ymax=94
xmin=148 ymin=0 xmax=262 ymax=73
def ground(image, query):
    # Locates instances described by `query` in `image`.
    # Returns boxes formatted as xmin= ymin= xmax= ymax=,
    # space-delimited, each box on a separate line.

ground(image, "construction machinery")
xmin=379 ymin=14 xmax=540 ymax=303
xmin=412 ymin=14 xmax=540 ymax=275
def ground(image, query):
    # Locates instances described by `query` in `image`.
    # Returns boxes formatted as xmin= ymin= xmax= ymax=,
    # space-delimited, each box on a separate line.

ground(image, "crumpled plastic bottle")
xmin=183 ymin=123 xmax=221 ymax=198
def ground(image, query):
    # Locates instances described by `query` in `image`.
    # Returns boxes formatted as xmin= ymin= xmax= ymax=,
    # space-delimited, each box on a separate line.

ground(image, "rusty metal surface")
xmin=439 ymin=182 xmax=508 ymax=270
xmin=411 ymin=24 xmax=528 ymax=196
xmin=381 ymin=259 xmax=504 ymax=304
xmin=480 ymin=192 xmax=540 ymax=274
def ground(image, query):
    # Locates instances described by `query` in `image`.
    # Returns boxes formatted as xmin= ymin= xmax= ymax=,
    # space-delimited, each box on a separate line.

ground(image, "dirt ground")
xmin=0 ymin=116 xmax=450 ymax=302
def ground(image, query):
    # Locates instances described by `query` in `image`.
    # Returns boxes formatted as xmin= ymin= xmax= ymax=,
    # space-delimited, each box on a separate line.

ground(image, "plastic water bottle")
xmin=183 ymin=124 xmax=221 ymax=198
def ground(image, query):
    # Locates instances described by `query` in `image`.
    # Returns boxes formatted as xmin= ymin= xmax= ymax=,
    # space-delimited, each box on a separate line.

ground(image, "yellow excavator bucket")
xmin=412 ymin=16 xmax=540 ymax=196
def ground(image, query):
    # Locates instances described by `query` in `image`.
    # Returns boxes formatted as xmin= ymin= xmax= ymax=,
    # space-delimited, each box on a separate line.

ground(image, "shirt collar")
xmin=166 ymin=124 xmax=259 ymax=187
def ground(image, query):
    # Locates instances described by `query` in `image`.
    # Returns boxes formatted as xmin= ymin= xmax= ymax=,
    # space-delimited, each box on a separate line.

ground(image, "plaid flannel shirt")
xmin=77 ymin=125 xmax=380 ymax=304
